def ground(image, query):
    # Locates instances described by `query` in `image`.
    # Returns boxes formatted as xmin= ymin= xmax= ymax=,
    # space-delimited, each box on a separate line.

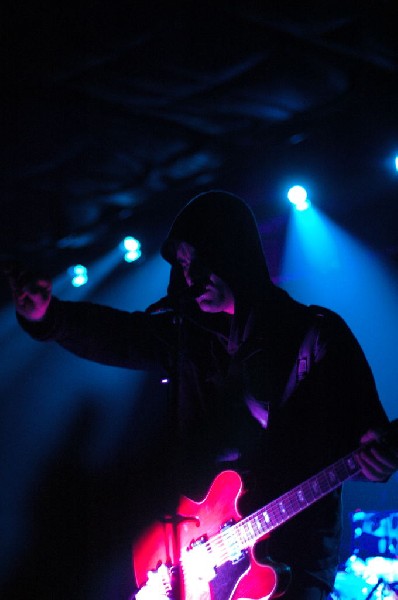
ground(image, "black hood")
xmin=161 ymin=190 xmax=272 ymax=305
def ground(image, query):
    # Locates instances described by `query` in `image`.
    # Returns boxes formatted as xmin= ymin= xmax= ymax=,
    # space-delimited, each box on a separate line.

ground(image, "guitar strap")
xmin=281 ymin=305 xmax=326 ymax=405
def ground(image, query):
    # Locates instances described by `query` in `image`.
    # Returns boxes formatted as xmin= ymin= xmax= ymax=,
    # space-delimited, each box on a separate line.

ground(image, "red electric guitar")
xmin=132 ymin=449 xmax=362 ymax=600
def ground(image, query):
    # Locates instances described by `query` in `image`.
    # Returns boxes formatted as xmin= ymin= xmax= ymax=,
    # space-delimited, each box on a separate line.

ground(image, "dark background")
xmin=1 ymin=2 xmax=397 ymax=599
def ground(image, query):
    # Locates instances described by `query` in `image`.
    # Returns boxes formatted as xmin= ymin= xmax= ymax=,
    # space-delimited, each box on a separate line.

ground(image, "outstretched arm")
xmin=2 ymin=261 xmax=175 ymax=372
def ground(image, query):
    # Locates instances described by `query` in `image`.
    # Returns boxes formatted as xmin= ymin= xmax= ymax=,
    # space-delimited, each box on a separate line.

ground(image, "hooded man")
xmin=7 ymin=190 xmax=398 ymax=600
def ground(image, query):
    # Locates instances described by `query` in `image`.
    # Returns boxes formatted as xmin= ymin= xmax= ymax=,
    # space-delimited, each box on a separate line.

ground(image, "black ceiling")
xmin=2 ymin=0 xmax=398 ymax=298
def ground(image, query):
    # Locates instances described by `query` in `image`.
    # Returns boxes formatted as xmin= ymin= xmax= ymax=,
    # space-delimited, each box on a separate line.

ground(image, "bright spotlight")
xmin=395 ymin=155 xmax=398 ymax=172
xmin=121 ymin=236 xmax=142 ymax=262
xmin=287 ymin=185 xmax=310 ymax=211
xmin=68 ymin=264 xmax=88 ymax=287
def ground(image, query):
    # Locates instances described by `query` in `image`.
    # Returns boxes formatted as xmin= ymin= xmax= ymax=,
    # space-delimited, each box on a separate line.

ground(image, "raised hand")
xmin=2 ymin=262 xmax=52 ymax=321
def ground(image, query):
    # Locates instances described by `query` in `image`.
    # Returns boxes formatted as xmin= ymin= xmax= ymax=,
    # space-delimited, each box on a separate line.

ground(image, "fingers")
xmin=358 ymin=427 xmax=398 ymax=482
xmin=13 ymin=278 xmax=52 ymax=298
xmin=360 ymin=428 xmax=380 ymax=445
xmin=2 ymin=263 xmax=51 ymax=295
xmin=357 ymin=446 xmax=398 ymax=481
xmin=11 ymin=274 xmax=52 ymax=303
xmin=1 ymin=262 xmax=52 ymax=320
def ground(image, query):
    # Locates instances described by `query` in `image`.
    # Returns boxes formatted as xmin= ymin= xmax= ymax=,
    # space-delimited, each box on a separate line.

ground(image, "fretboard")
xmin=232 ymin=450 xmax=360 ymax=549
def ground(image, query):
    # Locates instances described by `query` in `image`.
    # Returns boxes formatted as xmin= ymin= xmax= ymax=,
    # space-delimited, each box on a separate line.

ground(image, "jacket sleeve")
xmin=17 ymin=297 xmax=176 ymax=372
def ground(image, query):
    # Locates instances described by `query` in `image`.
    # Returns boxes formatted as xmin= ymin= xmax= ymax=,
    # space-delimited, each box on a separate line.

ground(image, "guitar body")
xmin=133 ymin=438 xmax=372 ymax=599
xmin=133 ymin=471 xmax=283 ymax=600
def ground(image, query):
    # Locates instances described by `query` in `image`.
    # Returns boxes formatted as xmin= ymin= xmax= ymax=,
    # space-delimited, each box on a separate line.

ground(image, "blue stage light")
xmin=123 ymin=236 xmax=140 ymax=252
xmin=395 ymin=155 xmax=398 ymax=172
xmin=121 ymin=236 xmax=142 ymax=262
xmin=68 ymin=264 xmax=88 ymax=287
xmin=287 ymin=185 xmax=310 ymax=211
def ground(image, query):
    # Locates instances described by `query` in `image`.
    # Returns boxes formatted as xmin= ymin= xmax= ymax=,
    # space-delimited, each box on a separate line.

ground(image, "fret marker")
xmin=311 ymin=481 xmax=320 ymax=495
xmin=328 ymin=470 xmax=337 ymax=484
xmin=279 ymin=502 xmax=286 ymax=515
xmin=346 ymin=457 xmax=357 ymax=472
xmin=263 ymin=511 xmax=270 ymax=523
xmin=297 ymin=490 xmax=305 ymax=504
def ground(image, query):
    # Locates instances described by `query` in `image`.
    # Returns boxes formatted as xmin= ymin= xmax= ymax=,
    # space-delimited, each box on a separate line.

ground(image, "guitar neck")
xmin=233 ymin=450 xmax=361 ymax=549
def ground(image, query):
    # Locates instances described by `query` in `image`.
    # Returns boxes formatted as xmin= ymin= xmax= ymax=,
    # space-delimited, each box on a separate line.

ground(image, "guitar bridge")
xmin=134 ymin=562 xmax=180 ymax=600
xmin=181 ymin=534 xmax=217 ymax=590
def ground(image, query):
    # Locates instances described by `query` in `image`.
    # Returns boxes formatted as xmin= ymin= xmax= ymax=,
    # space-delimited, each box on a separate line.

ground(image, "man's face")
xmin=176 ymin=242 xmax=235 ymax=315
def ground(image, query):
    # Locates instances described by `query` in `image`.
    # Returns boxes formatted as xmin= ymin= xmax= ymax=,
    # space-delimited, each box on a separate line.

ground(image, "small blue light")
xmin=124 ymin=249 xmax=142 ymax=263
xmin=68 ymin=264 xmax=88 ymax=287
xmin=287 ymin=185 xmax=311 ymax=211
xmin=123 ymin=236 xmax=140 ymax=252
xmin=395 ymin=156 xmax=398 ymax=172
xmin=120 ymin=237 xmax=142 ymax=262
xmin=295 ymin=199 xmax=311 ymax=211
xmin=73 ymin=265 xmax=86 ymax=276
xmin=72 ymin=274 xmax=88 ymax=287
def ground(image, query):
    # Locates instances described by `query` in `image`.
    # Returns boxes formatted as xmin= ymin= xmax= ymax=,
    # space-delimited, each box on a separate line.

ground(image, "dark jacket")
xmin=19 ymin=191 xmax=389 ymax=590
